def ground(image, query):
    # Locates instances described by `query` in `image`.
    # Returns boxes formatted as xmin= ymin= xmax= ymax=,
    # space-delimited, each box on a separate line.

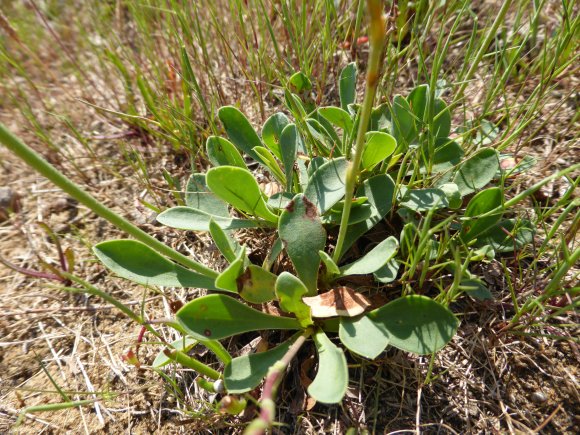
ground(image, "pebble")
xmin=0 ymin=187 xmax=21 ymax=221
xmin=530 ymin=391 xmax=547 ymax=404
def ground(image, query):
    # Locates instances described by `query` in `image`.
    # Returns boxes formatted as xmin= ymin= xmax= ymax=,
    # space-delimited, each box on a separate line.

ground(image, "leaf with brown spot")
xmin=302 ymin=287 xmax=371 ymax=318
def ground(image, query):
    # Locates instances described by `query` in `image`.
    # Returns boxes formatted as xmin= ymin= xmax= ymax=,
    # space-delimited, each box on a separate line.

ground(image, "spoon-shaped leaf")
xmin=361 ymin=131 xmax=396 ymax=170
xmin=452 ymin=148 xmax=499 ymax=197
xmin=307 ymin=330 xmax=348 ymax=404
xmin=339 ymin=62 xmax=357 ymax=111
xmin=373 ymin=258 xmax=399 ymax=283
xmin=206 ymin=166 xmax=278 ymax=223
xmin=176 ymin=294 xmax=301 ymax=341
xmin=93 ymin=240 xmax=217 ymax=289
xmin=279 ymin=123 xmax=301 ymax=191
xmin=185 ymin=174 xmax=229 ymax=217
xmin=340 ymin=174 xmax=395 ymax=258
xmin=339 ymin=315 xmax=389 ymax=359
xmin=318 ymin=251 xmax=340 ymax=276
xmin=262 ymin=112 xmax=290 ymax=160
xmin=224 ymin=334 xmax=300 ymax=393
xmin=252 ymin=146 xmax=286 ymax=185
xmin=206 ymin=136 xmax=247 ymax=168
xmin=278 ymin=194 xmax=326 ymax=295
xmin=318 ymin=107 xmax=354 ymax=134
xmin=209 ymin=218 xmax=240 ymax=263
xmin=215 ymin=247 xmax=246 ymax=292
xmin=238 ymin=265 xmax=278 ymax=304
xmin=340 ymin=236 xmax=398 ymax=276
xmin=157 ymin=207 xmax=263 ymax=231
xmin=304 ymin=157 xmax=348 ymax=215
xmin=218 ymin=106 xmax=264 ymax=164
xmin=391 ymin=94 xmax=416 ymax=147
xmin=474 ymin=218 xmax=534 ymax=252
xmin=275 ymin=272 xmax=313 ymax=327
xmin=399 ymin=188 xmax=449 ymax=212
xmin=461 ymin=187 xmax=504 ymax=241
xmin=368 ymin=295 xmax=459 ymax=355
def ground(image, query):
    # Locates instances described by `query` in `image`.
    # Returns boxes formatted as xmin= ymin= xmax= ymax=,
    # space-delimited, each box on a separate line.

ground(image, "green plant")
xmin=2 ymin=1 xmax=579 ymax=433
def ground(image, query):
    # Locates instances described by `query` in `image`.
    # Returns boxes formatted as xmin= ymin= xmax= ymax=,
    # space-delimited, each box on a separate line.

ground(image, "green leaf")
xmin=275 ymin=272 xmax=313 ymax=327
xmin=177 ymin=294 xmax=301 ymax=340
xmin=279 ymin=124 xmax=301 ymax=191
xmin=373 ymin=258 xmax=399 ymax=283
xmin=224 ymin=335 xmax=299 ymax=393
xmin=304 ymin=157 xmax=349 ymax=214
xmin=262 ymin=112 xmax=290 ymax=160
xmin=340 ymin=236 xmax=398 ymax=276
xmin=339 ymin=315 xmax=389 ymax=359
xmin=209 ymin=218 xmax=240 ymax=263
xmin=439 ymin=182 xmax=462 ymax=209
xmin=460 ymin=279 xmax=493 ymax=300
xmin=306 ymin=118 xmax=335 ymax=156
xmin=361 ymin=131 xmax=396 ymax=170
xmin=475 ymin=219 xmax=534 ymax=253
xmin=288 ymin=71 xmax=312 ymax=92
xmin=218 ymin=106 xmax=264 ymax=164
xmin=308 ymin=330 xmax=348 ymax=404
xmin=399 ymin=187 xmax=449 ymax=212
xmin=370 ymin=102 xmax=391 ymax=131
xmin=253 ymin=146 xmax=286 ymax=184
xmin=319 ymin=251 xmax=340 ymax=276
xmin=185 ymin=174 xmax=229 ymax=217
xmin=340 ymin=174 xmax=395 ymax=257
xmin=267 ymin=192 xmax=293 ymax=210
xmin=318 ymin=107 xmax=353 ymax=134
xmin=424 ymin=139 xmax=463 ymax=174
xmin=369 ymin=295 xmax=459 ymax=355
xmin=462 ymin=187 xmax=504 ymax=241
xmin=452 ymin=148 xmax=500 ymax=197
xmin=93 ymin=240 xmax=217 ymax=289
xmin=408 ymin=84 xmax=428 ymax=122
xmin=238 ymin=265 xmax=278 ymax=304
xmin=206 ymin=136 xmax=247 ymax=168
xmin=153 ymin=337 xmax=198 ymax=368
xmin=278 ymin=194 xmax=326 ymax=295
xmin=157 ymin=207 xmax=263 ymax=231
xmin=433 ymin=98 xmax=451 ymax=139
xmin=206 ymin=166 xmax=278 ymax=222
xmin=391 ymin=95 xmax=416 ymax=147
xmin=339 ymin=62 xmax=357 ymax=111
xmin=215 ymin=246 xmax=246 ymax=292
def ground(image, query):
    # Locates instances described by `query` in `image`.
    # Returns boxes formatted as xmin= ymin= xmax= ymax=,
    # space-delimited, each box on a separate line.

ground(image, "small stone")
xmin=0 ymin=187 xmax=21 ymax=221
xmin=530 ymin=391 xmax=547 ymax=404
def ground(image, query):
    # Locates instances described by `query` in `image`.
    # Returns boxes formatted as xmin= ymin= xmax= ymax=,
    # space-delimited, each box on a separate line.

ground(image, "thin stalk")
xmin=333 ymin=0 xmax=387 ymax=263
xmin=244 ymin=328 xmax=314 ymax=435
xmin=0 ymin=123 xmax=218 ymax=278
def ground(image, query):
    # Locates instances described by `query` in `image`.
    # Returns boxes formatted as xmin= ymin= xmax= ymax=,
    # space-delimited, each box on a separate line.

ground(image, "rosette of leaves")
xmin=92 ymin=63 xmax=534 ymax=415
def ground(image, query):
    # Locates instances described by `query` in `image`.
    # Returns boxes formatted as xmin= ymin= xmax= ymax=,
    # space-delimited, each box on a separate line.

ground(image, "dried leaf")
xmin=303 ymin=287 xmax=371 ymax=318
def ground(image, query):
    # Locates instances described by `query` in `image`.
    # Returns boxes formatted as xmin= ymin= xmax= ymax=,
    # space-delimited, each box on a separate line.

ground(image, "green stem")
xmin=163 ymin=349 xmax=221 ymax=380
xmin=333 ymin=0 xmax=387 ymax=263
xmin=0 ymin=123 xmax=218 ymax=278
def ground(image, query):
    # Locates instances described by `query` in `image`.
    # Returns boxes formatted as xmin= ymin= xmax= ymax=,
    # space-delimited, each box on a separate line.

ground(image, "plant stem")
xmin=244 ymin=328 xmax=314 ymax=435
xmin=0 ymin=123 xmax=218 ymax=278
xmin=333 ymin=0 xmax=387 ymax=263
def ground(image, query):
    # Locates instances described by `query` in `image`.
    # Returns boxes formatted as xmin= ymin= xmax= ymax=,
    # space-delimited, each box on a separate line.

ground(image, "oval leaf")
xmin=157 ymin=207 xmax=262 ymax=231
xmin=308 ymin=330 xmax=348 ymax=404
xmin=462 ymin=187 xmax=504 ymax=241
xmin=224 ymin=334 xmax=299 ymax=393
xmin=218 ymin=106 xmax=264 ymax=164
xmin=339 ymin=315 xmax=389 ymax=359
xmin=275 ymin=272 xmax=313 ymax=327
xmin=206 ymin=166 xmax=278 ymax=222
xmin=206 ymin=136 xmax=247 ymax=168
xmin=340 ymin=236 xmax=398 ymax=276
xmin=215 ymin=247 xmax=246 ymax=292
xmin=361 ymin=131 xmax=396 ymax=170
xmin=399 ymin=188 xmax=449 ymax=212
xmin=185 ymin=174 xmax=229 ymax=217
xmin=278 ymin=194 xmax=326 ymax=295
xmin=93 ymin=240 xmax=217 ymax=289
xmin=238 ymin=265 xmax=278 ymax=304
xmin=209 ymin=218 xmax=240 ymax=263
xmin=452 ymin=148 xmax=500 ymax=197
xmin=339 ymin=62 xmax=357 ymax=111
xmin=176 ymin=294 xmax=301 ymax=341
xmin=304 ymin=157 xmax=349 ymax=214
xmin=262 ymin=112 xmax=290 ymax=160
xmin=318 ymin=106 xmax=353 ymax=134
xmin=369 ymin=295 xmax=459 ymax=355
